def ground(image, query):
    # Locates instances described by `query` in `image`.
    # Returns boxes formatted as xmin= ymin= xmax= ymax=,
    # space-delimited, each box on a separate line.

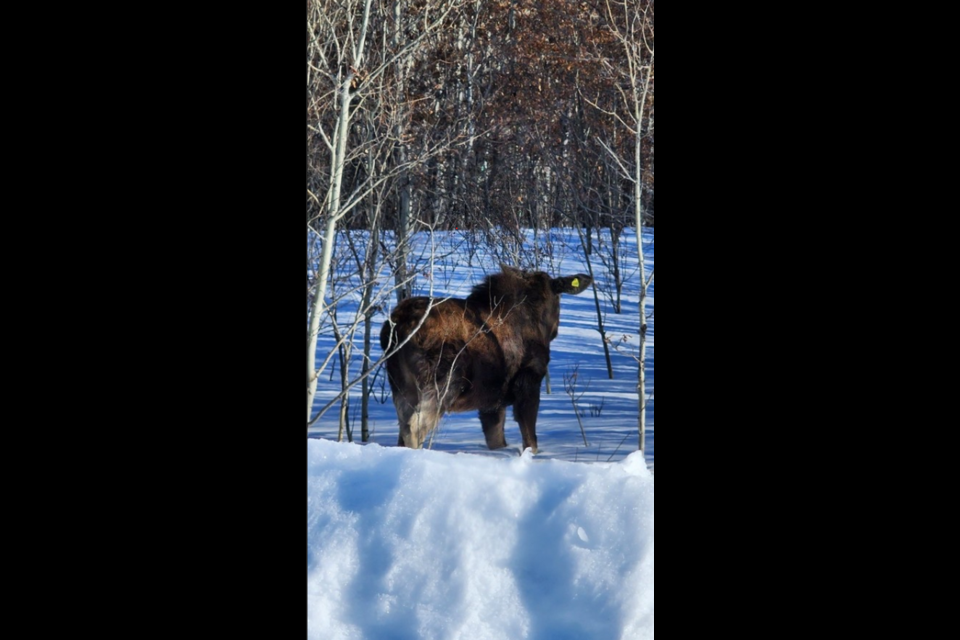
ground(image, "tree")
xmin=307 ymin=0 xmax=375 ymax=422
xmin=307 ymin=0 xmax=466 ymax=428
xmin=598 ymin=0 xmax=654 ymax=452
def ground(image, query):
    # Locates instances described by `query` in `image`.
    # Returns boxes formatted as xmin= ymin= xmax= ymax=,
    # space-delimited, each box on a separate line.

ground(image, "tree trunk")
xmin=307 ymin=0 xmax=373 ymax=427
xmin=359 ymin=203 xmax=381 ymax=442
xmin=611 ymin=225 xmax=623 ymax=313
xmin=392 ymin=0 xmax=414 ymax=304
xmin=307 ymin=73 xmax=352 ymax=423
xmin=577 ymin=226 xmax=613 ymax=380
xmin=635 ymin=52 xmax=652 ymax=454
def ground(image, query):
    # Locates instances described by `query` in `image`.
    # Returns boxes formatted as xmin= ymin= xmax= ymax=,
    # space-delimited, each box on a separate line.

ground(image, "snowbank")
xmin=307 ymin=439 xmax=654 ymax=640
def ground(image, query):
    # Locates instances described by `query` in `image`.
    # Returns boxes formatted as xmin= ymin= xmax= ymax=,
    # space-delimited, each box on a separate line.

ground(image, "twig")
xmin=606 ymin=432 xmax=633 ymax=462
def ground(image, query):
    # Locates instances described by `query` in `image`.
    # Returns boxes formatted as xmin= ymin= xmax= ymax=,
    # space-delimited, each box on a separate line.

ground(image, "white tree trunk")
xmin=307 ymin=0 xmax=373 ymax=425
xmin=308 ymin=74 xmax=353 ymax=423
xmin=392 ymin=0 xmax=415 ymax=303
xmin=635 ymin=48 xmax=652 ymax=454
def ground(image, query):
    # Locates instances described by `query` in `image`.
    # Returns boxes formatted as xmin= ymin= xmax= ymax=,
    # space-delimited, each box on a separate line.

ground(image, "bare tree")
xmin=600 ymin=0 xmax=654 ymax=452
xmin=563 ymin=364 xmax=590 ymax=447
xmin=307 ymin=0 xmax=465 ymax=426
xmin=307 ymin=0 xmax=375 ymax=422
xmin=571 ymin=223 xmax=614 ymax=379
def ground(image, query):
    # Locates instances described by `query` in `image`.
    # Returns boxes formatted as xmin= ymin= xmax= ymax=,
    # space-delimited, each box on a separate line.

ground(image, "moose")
xmin=379 ymin=266 xmax=592 ymax=453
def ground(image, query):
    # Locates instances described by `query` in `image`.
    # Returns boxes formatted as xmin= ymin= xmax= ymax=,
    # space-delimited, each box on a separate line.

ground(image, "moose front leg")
xmin=479 ymin=407 xmax=507 ymax=449
xmin=511 ymin=370 xmax=543 ymax=454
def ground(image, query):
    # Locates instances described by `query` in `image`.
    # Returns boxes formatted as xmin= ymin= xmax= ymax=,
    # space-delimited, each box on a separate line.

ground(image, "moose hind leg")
xmin=403 ymin=395 xmax=439 ymax=449
xmin=479 ymin=407 xmax=507 ymax=449
xmin=394 ymin=398 xmax=417 ymax=448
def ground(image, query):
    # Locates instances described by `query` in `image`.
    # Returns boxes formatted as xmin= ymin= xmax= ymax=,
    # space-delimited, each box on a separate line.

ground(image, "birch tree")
xmin=602 ymin=0 xmax=654 ymax=452
xmin=308 ymin=0 xmax=465 ymax=427
xmin=307 ymin=0 xmax=375 ymax=422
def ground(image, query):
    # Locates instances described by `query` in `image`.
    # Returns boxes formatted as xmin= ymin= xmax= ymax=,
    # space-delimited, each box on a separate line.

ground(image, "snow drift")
xmin=307 ymin=439 xmax=654 ymax=639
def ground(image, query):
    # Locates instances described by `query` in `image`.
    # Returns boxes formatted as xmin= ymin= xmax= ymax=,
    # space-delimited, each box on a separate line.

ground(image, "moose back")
xmin=379 ymin=266 xmax=592 ymax=453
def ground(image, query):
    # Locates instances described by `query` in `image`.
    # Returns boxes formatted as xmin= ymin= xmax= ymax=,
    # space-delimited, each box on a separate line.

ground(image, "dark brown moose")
xmin=379 ymin=266 xmax=592 ymax=453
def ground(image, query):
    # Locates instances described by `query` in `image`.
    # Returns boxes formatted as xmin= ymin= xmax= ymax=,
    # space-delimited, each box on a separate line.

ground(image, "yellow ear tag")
xmin=571 ymin=278 xmax=579 ymax=288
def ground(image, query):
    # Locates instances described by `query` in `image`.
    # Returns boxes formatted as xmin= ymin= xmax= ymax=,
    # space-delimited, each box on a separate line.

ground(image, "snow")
xmin=308 ymin=438 xmax=654 ymax=639
xmin=308 ymin=227 xmax=654 ymax=637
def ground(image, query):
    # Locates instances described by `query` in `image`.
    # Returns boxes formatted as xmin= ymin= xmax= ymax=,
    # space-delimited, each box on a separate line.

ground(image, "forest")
xmin=307 ymin=0 xmax=654 ymax=446
xmin=307 ymin=0 xmax=653 ymax=233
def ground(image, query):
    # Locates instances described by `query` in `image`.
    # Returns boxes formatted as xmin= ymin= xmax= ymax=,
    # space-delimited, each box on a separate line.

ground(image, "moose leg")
xmin=511 ymin=371 xmax=543 ymax=454
xmin=392 ymin=370 xmax=441 ymax=449
xmin=398 ymin=410 xmax=425 ymax=448
xmin=401 ymin=394 xmax=440 ymax=449
xmin=394 ymin=398 xmax=417 ymax=448
xmin=479 ymin=407 xmax=507 ymax=449
xmin=392 ymin=395 xmax=423 ymax=449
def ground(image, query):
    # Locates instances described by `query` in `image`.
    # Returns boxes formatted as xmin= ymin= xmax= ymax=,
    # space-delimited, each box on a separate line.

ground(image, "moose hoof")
xmin=484 ymin=437 xmax=508 ymax=450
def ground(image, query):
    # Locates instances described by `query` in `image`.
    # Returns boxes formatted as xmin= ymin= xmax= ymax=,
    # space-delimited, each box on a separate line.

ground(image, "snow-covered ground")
xmin=308 ymin=228 xmax=654 ymax=638
xmin=307 ymin=439 xmax=654 ymax=639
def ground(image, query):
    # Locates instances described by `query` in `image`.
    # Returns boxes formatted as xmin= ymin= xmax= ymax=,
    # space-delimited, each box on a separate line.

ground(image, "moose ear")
xmin=500 ymin=263 xmax=524 ymax=276
xmin=551 ymin=274 xmax=592 ymax=295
